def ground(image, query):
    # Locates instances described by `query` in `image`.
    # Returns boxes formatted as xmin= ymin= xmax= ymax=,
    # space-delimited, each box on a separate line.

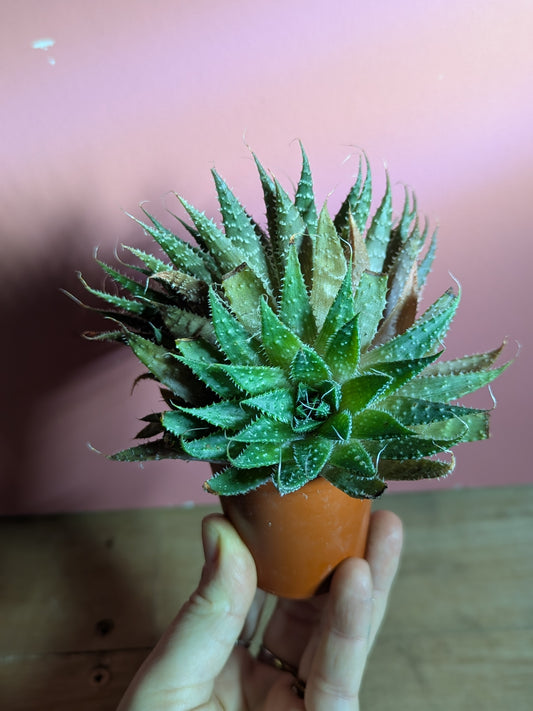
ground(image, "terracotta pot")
xmin=219 ymin=477 xmax=372 ymax=599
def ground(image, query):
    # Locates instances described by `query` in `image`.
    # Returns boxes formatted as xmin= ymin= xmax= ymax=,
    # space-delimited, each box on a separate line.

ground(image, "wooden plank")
xmin=362 ymin=629 xmax=533 ymax=711
xmin=1 ymin=485 xmax=532 ymax=709
xmin=374 ymin=485 xmax=533 ymax=636
xmin=0 ymin=505 xmax=219 ymax=655
xmin=0 ymin=649 xmax=148 ymax=711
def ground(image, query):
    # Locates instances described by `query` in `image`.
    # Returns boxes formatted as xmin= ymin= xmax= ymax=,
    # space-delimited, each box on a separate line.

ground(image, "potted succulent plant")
xmin=77 ymin=144 xmax=509 ymax=598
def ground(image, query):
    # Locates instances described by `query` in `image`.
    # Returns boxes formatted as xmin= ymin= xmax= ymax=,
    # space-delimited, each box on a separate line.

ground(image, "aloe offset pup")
xmin=79 ymin=144 xmax=509 ymax=499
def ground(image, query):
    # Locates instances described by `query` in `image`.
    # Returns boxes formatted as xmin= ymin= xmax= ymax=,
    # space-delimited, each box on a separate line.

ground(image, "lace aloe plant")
xmin=79 ymin=144 xmax=509 ymax=498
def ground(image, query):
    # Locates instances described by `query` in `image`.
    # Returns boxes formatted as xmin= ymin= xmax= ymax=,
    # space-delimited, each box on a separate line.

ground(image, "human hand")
xmin=117 ymin=508 xmax=403 ymax=710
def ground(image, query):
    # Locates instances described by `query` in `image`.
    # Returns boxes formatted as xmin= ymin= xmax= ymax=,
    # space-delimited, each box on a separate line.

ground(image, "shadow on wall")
xmin=0 ymin=216 xmax=136 ymax=514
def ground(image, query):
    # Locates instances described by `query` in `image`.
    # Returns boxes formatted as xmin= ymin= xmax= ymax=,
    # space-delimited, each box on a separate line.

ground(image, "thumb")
xmin=119 ymin=514 xmax=257 ymax=710
xmin=171 ymin=513 xmax=258 ymax=678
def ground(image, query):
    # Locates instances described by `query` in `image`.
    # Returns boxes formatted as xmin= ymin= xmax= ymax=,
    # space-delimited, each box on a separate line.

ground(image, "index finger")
xmin=365 ymin=510 xmax=403 ymax=649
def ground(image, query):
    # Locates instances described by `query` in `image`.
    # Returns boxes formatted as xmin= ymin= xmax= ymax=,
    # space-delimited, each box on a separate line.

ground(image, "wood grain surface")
xmin=1 ymin=485 xmax=531 ymax=710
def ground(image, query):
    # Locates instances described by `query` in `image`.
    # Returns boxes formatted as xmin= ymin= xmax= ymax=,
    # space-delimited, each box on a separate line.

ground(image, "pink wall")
xmin=1 ymin=0 xmax=531 ymax=514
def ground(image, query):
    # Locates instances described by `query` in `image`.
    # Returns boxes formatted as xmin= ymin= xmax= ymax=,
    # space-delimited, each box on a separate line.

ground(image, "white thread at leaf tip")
xmin=241 ymin=129 xmax=251 ymax=152
xmin=511 ymin=338 xmax=522 ymax=361
xmin=447 ymin=271 xmax=462 ymax=294
xmin=374 ymin=443 xmax=387 ymax=471
xmin=340 ymin=144 xmax=365 ymax=165
xmin=32 ymin=38 xmax=56 ymax=51
xmin=87 ymin=442 xmax=103 ymax=455
xmin=487 ymin=384 xmax=498 ymax=411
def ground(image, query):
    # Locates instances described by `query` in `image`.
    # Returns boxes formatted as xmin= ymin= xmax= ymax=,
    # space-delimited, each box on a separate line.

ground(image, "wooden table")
xmin=1 ymin=485 xmax=532 ymax=710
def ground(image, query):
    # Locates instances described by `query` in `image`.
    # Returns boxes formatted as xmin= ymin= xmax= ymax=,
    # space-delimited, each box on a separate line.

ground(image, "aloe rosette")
xmin=80 ymin=145 xmax=509 ymax=498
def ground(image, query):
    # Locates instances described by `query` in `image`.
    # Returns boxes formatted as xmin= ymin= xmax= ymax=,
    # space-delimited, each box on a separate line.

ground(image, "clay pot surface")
xmin=220 ymin=477 xmax=371 ymax=599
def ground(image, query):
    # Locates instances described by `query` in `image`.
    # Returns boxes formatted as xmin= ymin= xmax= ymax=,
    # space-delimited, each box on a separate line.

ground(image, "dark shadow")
xmin=0 ymin=215 xmax=138 ymax=513
xmin=0 ymin=214 xmax=169 ymax=705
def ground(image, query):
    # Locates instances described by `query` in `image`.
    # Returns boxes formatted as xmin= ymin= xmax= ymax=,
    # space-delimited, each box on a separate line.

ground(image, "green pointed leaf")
xmin=206 ymin=466 xmax=271 ymax=496
xmin=159 ymin=305 xmax=214 ymax=343
xmin=380 ymin=187 xmax=418 ymax=277
xmin=179 ymin=196 xmax=250 ymax=277
xmin=290 ymin=346 xmax=331 ymax=386
xmin=353 ymin=271 xmax=388 ymax=349
xmin=315 ymin=268 xmax=356 ymax=354
xmin=79 ymin=274 xmax=146 ymax=315
xmin=396 ymin=186 xmax=419 ymax=245
xmin=175 ymin=338 xmax=221 ymax=363
xmin=398 ymin=363 xmax=509 ymax=403
xmin=122 ymin=244 xmax=172 ymax=275
xmin=181 ymin=432 xmax=229 ymax=460
xmin=378 ymin=456 xmax=455 ymax=481
xmin=178 ymin=400 xmax=250 ymax=429
xmin=212 ymin=169 xmax=271 ymax=289
xmin=322 ymin=466 xmax=386 ymax=499
xmin=384 ymin=217 xmax=424 ymax=317
xmin=162 ymin=410 xmax=208 ymax=437
xmin=231 ymin=441 xmax=286 ymax=468
xmin=366 ymin=352 xmax=441 ymax=399
xmin=319 ymin=410 xmax=352 ymax=441
xmin=351 ymin=410 xmax=415 ymax=439
xmin=292 ymin=438 xmax=334 ymax=479
xmin=166 ymin=210 xmax=223 ymax=275
xmin=295 ymin=142 xmax=319 ymax=233
xmin=418 ymin=228 xmax=437 ymax=288
xmin=241 ymin=388 xmax=294 ymax=423
xmin=96 ymin=259 xmax=154 ymax=300
xmin=272 ymin=179 xmax=307 ymax=267
xmin=414 ymin=412 xmax=489 ymax=442
xmin=127 ymin=334 xmax=197 ymax=401
xmin=129 ymin=210 xmax=214 ymax=282
xmin=362 ymin=288 xmax=459 ymax=365
xmin=279 ymin=244 xmax=316 ymax=341
xmin=110 ymin=439 xmax=189 ymax=462
xmin=260 ymin=298 xmax=305 ymax=368
xmin=274 ymin=462 xmax=314 ymax=495
xmin=334 ymin=153 xmax=372 ymax=235
xmin=380 ymin=396 xmax=486 ymax=426
xmin=209 ymin=288 xmax=262 ymax=365
xmin=175 ymin=356 xmax=238 ymax=397
xmin=347 ymin=214 xmax=370 ymax=287
xmin=325 ymin=315 xmax=360 ymax=382
xmin=328 ymin=440 xmax=376 ymax=476
xmin=421 ymin=343 xmax=506 ymax=377
xmin=340 ymin=374 xmax=391 ymax=413
xmin=150 ymin=268 xmax=208 ymax=307
xmin=310 ymin=204 xmax=348 ymax=330
xmin=231 ymin=416 xmax=295 ymax=443
xmin=212 ymin=364 xmax=289 ymax=396
xmin=253 ymin=153 xmax=278 ymax=242
xmin=174 ymin=339 xmax=237 ymax=397
xmin=365 ymin=172 xmax=392 ymax=273
xmin=365 ymin=436 xmax=459 ymax=460
xmin=221 ymin=265 xmax=267 ymax=333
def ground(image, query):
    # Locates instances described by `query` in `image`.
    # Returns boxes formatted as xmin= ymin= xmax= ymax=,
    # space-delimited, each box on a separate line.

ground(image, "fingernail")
xmin=202 ymin=517 xmax=221 ymax=571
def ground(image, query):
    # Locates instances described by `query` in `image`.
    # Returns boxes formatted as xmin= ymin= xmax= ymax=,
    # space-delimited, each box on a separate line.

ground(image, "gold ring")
xmin=257 ymin=644 xmax=298 ymax=677
xmin=291 ymin=677 xmax=306 ymax=699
